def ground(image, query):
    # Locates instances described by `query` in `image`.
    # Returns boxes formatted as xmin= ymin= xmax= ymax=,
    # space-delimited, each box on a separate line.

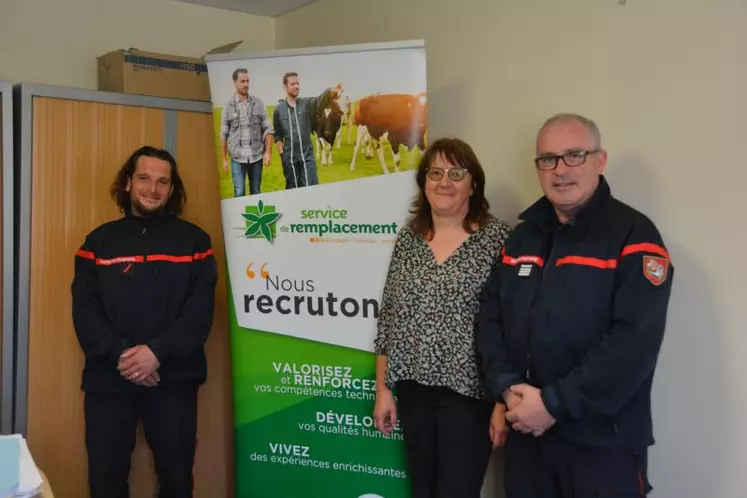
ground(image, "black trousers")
xmin=84 ymin=385 xmax=198 ymax=498
xmin=396 ymin=380 xmax=493 ymax=498
xmin=505 ymin=430 xmax=653 ymax=498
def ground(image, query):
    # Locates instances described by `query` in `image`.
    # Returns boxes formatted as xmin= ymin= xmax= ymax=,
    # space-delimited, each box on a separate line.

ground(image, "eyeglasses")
xmin=534 ymin=149 xmax=600 ymax=171
xmin=426 ymin=167 xmax=469 ymax=182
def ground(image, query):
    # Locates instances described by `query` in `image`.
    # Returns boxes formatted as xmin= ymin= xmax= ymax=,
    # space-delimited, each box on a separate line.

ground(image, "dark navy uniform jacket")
xmin=72 ymin=212 xmax=218 ymax=393
xmin=478 ymin=175 xmax=674 ymax=449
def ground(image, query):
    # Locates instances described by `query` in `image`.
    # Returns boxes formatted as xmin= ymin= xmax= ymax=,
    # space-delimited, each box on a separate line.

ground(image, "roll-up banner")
xmin=205 ymin=40 xmax=427 ymax=498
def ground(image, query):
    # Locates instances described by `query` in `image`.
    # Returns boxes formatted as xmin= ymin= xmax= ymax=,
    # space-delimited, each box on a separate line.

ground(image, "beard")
xmin=131 ymin=196 xmax=166 ymax=217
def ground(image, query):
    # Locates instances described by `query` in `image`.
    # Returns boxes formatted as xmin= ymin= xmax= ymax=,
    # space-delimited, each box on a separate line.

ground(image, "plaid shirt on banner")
xmin=220 ymin=94 xmax=274 ymax=164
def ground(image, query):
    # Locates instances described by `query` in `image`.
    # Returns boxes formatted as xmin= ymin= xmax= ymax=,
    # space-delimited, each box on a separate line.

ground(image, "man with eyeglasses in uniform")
xmin=477 ymin=113 xmax=674 ymax=498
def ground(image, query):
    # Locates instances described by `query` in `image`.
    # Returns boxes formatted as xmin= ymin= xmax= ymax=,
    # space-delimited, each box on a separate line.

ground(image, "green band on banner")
xmin=206 ymin=41 xmax=427 ymax=498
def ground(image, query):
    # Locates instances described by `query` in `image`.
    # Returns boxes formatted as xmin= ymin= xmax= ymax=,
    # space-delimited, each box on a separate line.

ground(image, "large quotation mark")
xmin=246 ymin=262 xmax=270 ymax=279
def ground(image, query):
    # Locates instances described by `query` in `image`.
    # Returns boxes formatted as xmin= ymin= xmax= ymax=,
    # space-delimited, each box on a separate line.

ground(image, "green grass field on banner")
xmin=212 ymin=105 xmax=423 ymax=199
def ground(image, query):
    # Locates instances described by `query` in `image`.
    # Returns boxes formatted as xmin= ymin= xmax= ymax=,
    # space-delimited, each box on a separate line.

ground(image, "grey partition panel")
xmin=13 ymin=83 xmax=212 ymax=435
xmin=0 ymin=80 xmax=13 ymax=434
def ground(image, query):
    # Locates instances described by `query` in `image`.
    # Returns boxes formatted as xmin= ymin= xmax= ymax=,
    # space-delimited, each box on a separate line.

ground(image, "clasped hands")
xmin=503 ymin=384 xmax=556 ymax=437
xmin=117 ymin=345 xmax=161 ymax=387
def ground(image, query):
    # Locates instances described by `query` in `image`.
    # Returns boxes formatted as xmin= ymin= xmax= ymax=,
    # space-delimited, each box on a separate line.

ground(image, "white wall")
xmin=277 ymin=1 xmax=747 ymax=497
xmin=0 ymin=0 xmax=275 ymax=89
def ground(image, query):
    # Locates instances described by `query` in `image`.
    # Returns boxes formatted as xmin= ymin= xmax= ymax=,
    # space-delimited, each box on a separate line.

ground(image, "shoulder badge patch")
xmin=643 ymin=255 xmax=668 ymax=286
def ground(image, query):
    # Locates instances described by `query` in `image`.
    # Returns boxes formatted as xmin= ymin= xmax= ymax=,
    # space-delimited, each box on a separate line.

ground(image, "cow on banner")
xmin=314 ymin=95 xmax=350 ymax=167
xmin=350 ymin=93 xmax=428 ymax=174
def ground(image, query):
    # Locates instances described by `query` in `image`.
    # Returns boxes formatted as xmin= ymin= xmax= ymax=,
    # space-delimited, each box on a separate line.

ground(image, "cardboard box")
xmin=97 ymin=41 xmax=242 ymax=102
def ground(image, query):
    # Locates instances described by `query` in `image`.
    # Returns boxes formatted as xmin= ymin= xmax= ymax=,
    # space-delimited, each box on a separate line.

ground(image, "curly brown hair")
xmin=110 ymin=145 xmax=186 ymax=216
xmin=408 ymin=137 xmax=491 ymax=239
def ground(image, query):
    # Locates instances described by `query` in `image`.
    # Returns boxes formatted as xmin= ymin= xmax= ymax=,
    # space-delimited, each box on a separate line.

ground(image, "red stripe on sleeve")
xmin=193 ymin=249 xmax=214 ymax=260
xmin=76 ymin=250 xmax=95 ymax=260
xmin=620 ymin=243 xmax=670 ymax=261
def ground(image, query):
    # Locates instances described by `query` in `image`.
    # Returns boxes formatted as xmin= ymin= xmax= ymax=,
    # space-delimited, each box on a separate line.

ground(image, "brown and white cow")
xmin=313 ymin=95 xmax=349 ymax=167
xmin=350 ymin=93 xmax=428 ymax=174
xmin=341 ymin=97 xmax=355 ymax=147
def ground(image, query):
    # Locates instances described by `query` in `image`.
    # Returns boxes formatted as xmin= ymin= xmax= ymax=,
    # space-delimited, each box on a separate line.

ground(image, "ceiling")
xmin=172 ymin=0 xmax=319 ymax=17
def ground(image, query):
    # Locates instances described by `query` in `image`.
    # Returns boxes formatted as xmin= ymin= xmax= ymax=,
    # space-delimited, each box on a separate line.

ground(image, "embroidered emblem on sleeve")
xmin=643 ymin=255 xmax=668 ymax=286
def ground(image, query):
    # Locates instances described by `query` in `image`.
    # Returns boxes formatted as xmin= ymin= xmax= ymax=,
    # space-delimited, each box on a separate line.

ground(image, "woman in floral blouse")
xmin=373 ymin=137 xmax=512 ymax=498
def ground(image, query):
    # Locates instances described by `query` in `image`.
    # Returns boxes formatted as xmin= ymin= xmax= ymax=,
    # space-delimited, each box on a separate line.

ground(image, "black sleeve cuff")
xmin=541 ymin=384 xmax=568 ymax=421
xmin=493 ymin=373 xmax=523 ymax=402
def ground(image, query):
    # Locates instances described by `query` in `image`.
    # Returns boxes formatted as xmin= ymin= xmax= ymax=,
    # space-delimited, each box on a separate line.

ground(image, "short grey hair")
xmin=538 ymin=113 xmax=602 ymax=149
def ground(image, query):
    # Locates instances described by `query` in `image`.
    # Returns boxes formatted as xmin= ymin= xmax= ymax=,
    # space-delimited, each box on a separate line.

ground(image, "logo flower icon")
xmin=241 ymin=200 xmax=281 ymax=242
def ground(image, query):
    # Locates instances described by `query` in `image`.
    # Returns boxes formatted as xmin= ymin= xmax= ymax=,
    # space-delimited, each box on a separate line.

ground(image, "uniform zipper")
xmin=525 ymin=226 xmax=558 ymax=382
xmin=525 ymin=353 xmax=531 ymax=380
xmin=142 ymin=225 xmax=148 ymax=265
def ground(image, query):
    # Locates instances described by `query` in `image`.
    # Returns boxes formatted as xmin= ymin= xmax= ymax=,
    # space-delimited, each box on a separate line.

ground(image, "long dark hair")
xmin=408 ymin=137 xmax=491 ymax=239
xmin=110 ymin=145 xmax=186 ymax=215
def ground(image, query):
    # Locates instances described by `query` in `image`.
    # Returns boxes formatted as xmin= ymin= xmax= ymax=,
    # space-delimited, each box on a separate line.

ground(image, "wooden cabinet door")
xmin=26 ymin=97 xmax=165 ymax=498
xmin=25 ymin=98 xmax=232 ymax=498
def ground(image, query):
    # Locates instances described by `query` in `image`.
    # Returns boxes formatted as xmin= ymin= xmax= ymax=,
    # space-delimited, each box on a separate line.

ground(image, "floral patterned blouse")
xmin=374 ymin=215 xmax=512 ymax=400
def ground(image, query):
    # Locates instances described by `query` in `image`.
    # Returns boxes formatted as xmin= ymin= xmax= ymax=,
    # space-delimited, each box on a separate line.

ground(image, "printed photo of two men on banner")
xmin=208 ymin=49 xmax=428 ymax=200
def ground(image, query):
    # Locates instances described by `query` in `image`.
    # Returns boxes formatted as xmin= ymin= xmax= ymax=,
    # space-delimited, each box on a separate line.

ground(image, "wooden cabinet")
xmin=14 ymin=84 xmax=232 ymax=498
xmin=0 ymin=80 xmax=13 ymax=435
